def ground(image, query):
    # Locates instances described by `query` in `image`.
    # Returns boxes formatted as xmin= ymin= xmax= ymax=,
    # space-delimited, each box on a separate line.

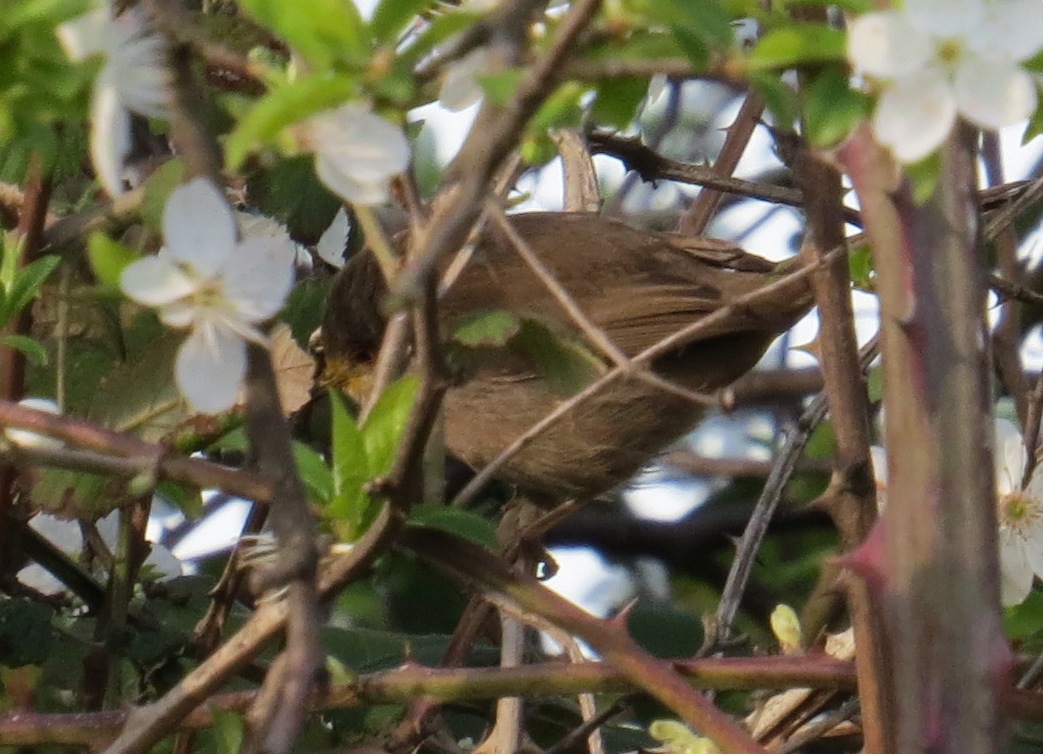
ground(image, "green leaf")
xmin=156 ymin=480 xmax=203 ymax=518
xmin=246 ymin=155 xmax=341 ymax=243
xmin=361 ymin=374 xmax=419 ymax=477
xmin=529 ymin=82 xmax=586 ymax=132
xmin=211 ymin=708 xmax=245 ymax=754
xmin=237 ymin=0 xmax=368 ymax=68
xmin=408 ymin=506 xmax=497 ymax=549
xmin=640 ymin=0 xmax=735 ymax=50
xmin=512 ymin=319 xmax=605 ymax=395
xmin=396 ymin=10 xmax=477 ymax=67
xmin=294 ymin=441 xmax=334 ymax=505
xmin=802 ymin=66 xmax=868 ymax=147
xmin=0 ymin=599 xmax=54 ymax=667
xmin=847 ymin=242 xmax=874 ymax=291
xmin=87 ymin=233 xmax=139 ymax=289
xmin=370 ymin=0 xmax=432 ymax=43
xmin=905 ymin=153 xmax=941 ymax=205
xmin=452 ymin=309 xmax=520 ymax=347
xmin=87 ymin=331 xmax=187 ymax=441
xmin=1004 ymin=589 xmax=1043 ymax=642
xmin=1 ymin=334 xmax=48 ymax=366
xmin=749 ymin=71 xmax=798 ymax=128
xmin=782 ymin=0 xmax=870 ymax=9
xmin=139 ymin=158 xmax=185 ymax=232
xmin=328 ymin=390 xmax=370 ymax=540
xmin=477 ymin=69 xmax=527 ymax=107
xmin=747 ymin=25 xmax=846 ymax=70
xmin=2 ymin=254 xmax=60 ymax=323
xmin=225 ymin=73 xmax=357 ymax=171
xmin=591 ymin=77 xmax=649 ymax=128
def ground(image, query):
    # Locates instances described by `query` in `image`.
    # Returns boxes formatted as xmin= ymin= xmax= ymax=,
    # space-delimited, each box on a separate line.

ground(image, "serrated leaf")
xmin=1 ymin=334 xmax=48 ymax=366
xmin=87 ymin=233 xmax=139 ymax=289
xmin=88 ymin=331 xmax=187 ymax=441
xmin=748 ymin=25 xmax=846 ymax=70
xmin=361 ymin=374 xmax=419 ymax=477
xmin=237 ymin=0 xmax=368 ymax=68
xmin=294 ymin=441 xmax=333 ymax=505
xmin=803 ymin=67 xmax=868 ymax=147
xmin=225 ymin=74 xmax=357 ymax=171
xmin=408 ymin=507 xmax=497 ymax=549
xmin=246 ymin=156 xmax=341 ymax=243
xmin=370 ymin=0 xmax=431 ymax=43
xmin=452 ymin=309 xmax=520 ymax=347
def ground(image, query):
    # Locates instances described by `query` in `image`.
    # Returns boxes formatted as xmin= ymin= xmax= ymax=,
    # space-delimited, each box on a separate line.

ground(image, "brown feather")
xmin=322 ymin=211 xmax=814 ymax=500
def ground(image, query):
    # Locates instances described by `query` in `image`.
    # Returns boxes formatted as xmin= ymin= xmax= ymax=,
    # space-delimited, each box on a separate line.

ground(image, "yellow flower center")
xmin=999 ymin=490 xmax=1041 ymax=536
xmin=936 ymin=38 xmax=965 ymax=69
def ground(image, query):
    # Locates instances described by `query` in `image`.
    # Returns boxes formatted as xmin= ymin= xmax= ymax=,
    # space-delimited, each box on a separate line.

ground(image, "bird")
xmin=320 ymin=211 xmax=814 ymax=503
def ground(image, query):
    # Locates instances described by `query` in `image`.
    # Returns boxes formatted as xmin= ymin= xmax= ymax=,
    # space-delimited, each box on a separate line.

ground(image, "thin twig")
xmin=679 ymin=93 xmax=764 ymax=235
xmin=702 ymin=336 xmax=879 ymax=653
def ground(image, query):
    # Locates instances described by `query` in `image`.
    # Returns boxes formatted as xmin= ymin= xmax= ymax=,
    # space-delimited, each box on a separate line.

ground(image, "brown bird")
xmin=321 ymin=212 xmax=814 ymax=502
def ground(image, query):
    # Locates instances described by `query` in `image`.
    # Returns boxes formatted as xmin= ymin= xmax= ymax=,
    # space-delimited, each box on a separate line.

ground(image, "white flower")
xmin=316 ymin=207 xmax=350 ymax=268
xmin=438 ymin=48 xmax=494 ymax=112
xmin=299 ymin=104 xmax=410 ymax=206
xmin=17 ymin=512 xmax=181 ymax=596
xmin=994 ymin=417 xmax=1043 ymax=606
xmin=871 ymin=418 xmax=1043 ymax=606
xmin=846 ymin=0 xmax=1043 ymax=163
xmin=119 ymin=178 xmax=296 ymax=414
xmin=57 ymin=1 xmax=171 ymax=196
xmin=4 ymin=398 xmax=63 ymax=450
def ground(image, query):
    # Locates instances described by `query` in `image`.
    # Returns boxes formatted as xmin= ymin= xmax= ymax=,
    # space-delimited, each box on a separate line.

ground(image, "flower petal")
xmin=221 ymin=236 xmax=297 ymax=322
xmin=307 ymin=105 xmax=410 ymax=205
xmin=872 ymin=71 xmax=957 ymax=163
xmin=994 ymin=417 xmax=1027 ymax=496
xmin=315 ymin=155 xmax=392 ymax=205
xmin=162 ymin=178 xmax=237 ymax=276
xmin=175 ymin=322 xmax=246 ymax=414
xmin=105 ymin=8 xmax=171 ymax=118
xmin=970 ymin=0 xmax=1043 ymax=63
xmin=90 ymin=84 xmax=132 ymax=197
xmin=120 ymin=255 xmax=198 ymax=306
xmin=316 ymin=207 xmax=350 ymax=268
xmin=56 ymin=8 xmax=110 ymax=61
xmin=157 ymin=300 xmax=199 ymax=329
xmin=903 ymin=0 xmax=983 ymax=38
xmin=846 ymin=12 xmax=932 ymax=79
xmin=438 ymin=48 xmax=490 ymax=112
xmin=999 ymin=529 xmax=1035 ymax=606
xmin=954 ymin=57 xmax=1037 ymax=130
